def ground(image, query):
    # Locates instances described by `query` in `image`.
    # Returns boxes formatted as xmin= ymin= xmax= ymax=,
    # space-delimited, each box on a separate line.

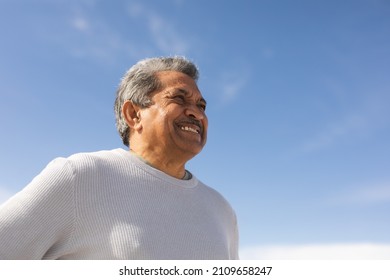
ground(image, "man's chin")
xmin=176 ymin=142 xmax=205 ymax=158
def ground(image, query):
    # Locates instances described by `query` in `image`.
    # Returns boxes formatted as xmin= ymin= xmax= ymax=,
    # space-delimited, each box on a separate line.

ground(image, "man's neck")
xmin=129 ymin=149 xmax=188 ymax=179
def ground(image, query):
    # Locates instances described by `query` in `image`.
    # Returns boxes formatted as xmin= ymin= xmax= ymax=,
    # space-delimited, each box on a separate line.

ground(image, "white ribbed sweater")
xmin=0 ymin=149 xmax=239 ymax=259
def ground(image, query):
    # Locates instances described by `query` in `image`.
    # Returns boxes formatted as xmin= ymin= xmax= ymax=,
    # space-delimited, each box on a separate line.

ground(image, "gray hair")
xmin=114 ymin=56 xmax=199 ymax=147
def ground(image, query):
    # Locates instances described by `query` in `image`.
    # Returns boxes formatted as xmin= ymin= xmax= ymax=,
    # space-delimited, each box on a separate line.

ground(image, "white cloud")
xmin=127 ymin=2 xmax=144 ymax=18
xmin=42 ymin=1 xmax=197 ymax=64
xmin=65 ymin=12 xmax=129 ymax=63
xmin=216 ymin=64 xmax=251 ymax=105
xmin=302 ymin=114 xmax=368 ymax=152
xmin=332 ymin=182 xmax=390 ymax=205
xmin=222 ymin=77 xmax=247 ymax=102
xmin=240 ymin=243 xmax=390 ymax=260
xmin=148 ymin=15 xmax=189 ymax=54
xmin=57 ymin=2 xmax=150 ymax=63
xmin=301 ymin=87 xmax=390 ymax=153
xmin=71 ymin=17 xmax=90 ymax=32
xmin=127 ymin=2 xmax=190 ymax=54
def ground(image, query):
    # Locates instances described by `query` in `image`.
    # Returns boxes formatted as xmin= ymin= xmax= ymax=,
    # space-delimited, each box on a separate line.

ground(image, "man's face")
xmin=138 ymin=71 xmax=208 ymax=159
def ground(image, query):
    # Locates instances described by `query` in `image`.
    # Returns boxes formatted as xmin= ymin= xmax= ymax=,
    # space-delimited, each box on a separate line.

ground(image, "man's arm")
xmin=0 ymin=158 xmax=76 ymax=259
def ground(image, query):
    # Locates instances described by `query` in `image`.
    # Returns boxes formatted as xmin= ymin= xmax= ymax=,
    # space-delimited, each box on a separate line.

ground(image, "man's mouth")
xmin=176 ymin=119 xmax=202 ymax=135
xmin=179 ymin=125 xmax=200 ymax=134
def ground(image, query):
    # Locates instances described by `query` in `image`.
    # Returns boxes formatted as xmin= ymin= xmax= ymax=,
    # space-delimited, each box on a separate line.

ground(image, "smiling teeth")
xmin=180 ymin=126 xmax=199 ymax=134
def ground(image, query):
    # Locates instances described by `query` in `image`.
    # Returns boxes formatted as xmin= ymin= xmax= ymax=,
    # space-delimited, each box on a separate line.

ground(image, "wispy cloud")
xmin=215 ymin=64 xmax=251 ymax=105
xmin=331 ymin=182 xmax=390 ymax=205
xmin=71 ymin=16 xmax=90 ymax=33
xmin=66 ymin=12 xmax=133 ymax=63
xmin=147 ymin=16 xmax=189 ymax=54
xmin=33 ymin=1 xmax=197 ymax=66
xmin=57 ymin=1 xmax=171 ymax=64
xmin=127 ymin=2 xmax=190 ymax=54
xmin=222 ymin=76 xmax=248 ymax=103
xmin=302 ymin=114 xmax=368 ymax=153
xmin=301 ymin=87 xmax=390 ymax=154
xmin=240 ymin=243 xmax=390 ymax=260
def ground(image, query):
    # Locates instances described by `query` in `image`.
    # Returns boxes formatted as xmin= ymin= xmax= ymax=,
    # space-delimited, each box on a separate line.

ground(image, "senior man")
xmin=0 ymin=56 xmax=239 ymax=259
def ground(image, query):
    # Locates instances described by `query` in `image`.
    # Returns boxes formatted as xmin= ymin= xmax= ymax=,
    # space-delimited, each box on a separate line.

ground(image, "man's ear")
xmin=122 ymin=100 xmax=142 ymax=132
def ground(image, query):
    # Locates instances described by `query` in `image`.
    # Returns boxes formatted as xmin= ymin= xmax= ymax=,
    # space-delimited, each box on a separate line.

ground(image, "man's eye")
xmin=174 ymin=95 xmax=185 ymax=102
xmin=198 ymin=104 xmax=206 ymax=111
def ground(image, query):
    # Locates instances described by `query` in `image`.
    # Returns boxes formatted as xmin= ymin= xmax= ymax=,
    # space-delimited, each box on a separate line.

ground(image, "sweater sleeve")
xmin=0 ymin=158 xmax=76 ymax=259
xmin=231 ymin=213 xmax=240 ymax=259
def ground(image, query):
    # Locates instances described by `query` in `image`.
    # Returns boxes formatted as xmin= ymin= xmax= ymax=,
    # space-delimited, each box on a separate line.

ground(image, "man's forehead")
xmin=156 ymin=70 xmax=196 ymax=84
xmin=156 ymin=71 xmax=204 ymax=97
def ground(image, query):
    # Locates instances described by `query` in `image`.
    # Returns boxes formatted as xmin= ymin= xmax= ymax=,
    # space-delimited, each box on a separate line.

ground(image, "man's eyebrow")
xmin=176 ymin=88 xmax=207 ymax=104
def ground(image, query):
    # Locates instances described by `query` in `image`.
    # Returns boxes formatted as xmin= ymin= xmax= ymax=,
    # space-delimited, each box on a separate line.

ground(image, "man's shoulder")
xmin=67 ymin=148 xmax=126 ymax=162
xmin=196 ymin=180 xmax=235 ymax=212
xmin=64 ymin=148 xmax=129 ymax=172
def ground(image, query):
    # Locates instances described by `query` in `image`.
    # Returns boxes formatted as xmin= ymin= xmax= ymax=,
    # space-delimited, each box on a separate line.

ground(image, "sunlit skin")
xmin=122 ymin=71 xmax=208 ymax=179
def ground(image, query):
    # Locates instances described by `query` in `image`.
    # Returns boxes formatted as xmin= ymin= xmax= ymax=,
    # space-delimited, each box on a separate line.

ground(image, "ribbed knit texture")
xmin=0 ymin=149 xmax=239 ymax=259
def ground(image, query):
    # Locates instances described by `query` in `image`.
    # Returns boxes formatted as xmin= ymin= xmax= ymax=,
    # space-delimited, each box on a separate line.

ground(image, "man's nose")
xmin=184 ymin=104 xmax=206 ymax=120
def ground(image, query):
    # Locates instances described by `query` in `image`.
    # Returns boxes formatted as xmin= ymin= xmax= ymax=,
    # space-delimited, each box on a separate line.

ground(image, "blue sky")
xmin=1 ymin=0 xmax=390 ymax=259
